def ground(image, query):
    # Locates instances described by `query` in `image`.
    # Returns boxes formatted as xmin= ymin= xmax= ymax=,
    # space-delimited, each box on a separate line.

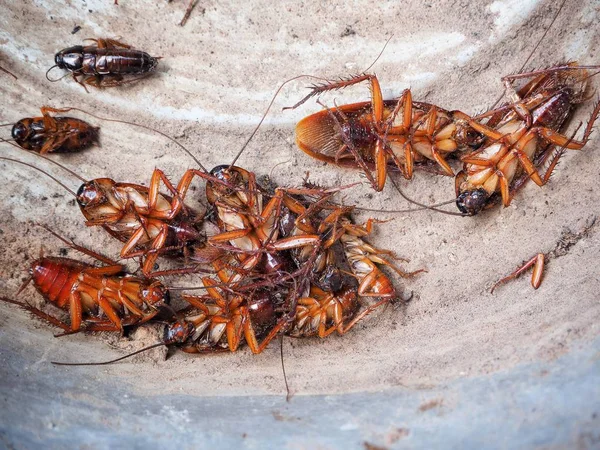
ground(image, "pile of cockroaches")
xmin=1 ymin=10 xmax=599 ymax=369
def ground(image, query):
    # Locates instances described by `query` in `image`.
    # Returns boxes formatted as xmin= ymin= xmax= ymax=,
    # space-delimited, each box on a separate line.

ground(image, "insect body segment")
xmin=9 ymin=107 xmax=99 ymax=154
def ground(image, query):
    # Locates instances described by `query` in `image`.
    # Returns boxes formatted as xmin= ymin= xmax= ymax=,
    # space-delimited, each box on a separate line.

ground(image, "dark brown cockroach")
xmin=288 ymin=74 xmax=483 ymax=191
xmin=287 ymin=284 xmax=389 ymax=338
xmin=2 ymin=106 xmax=99 ymax=154
xmin=318 ymin=208 xmax=424 ymax=298
xmin=48 ymin=38 xmax=159 ymax=90
xmin=1 ymin=229 xmax=169 ymax=333
xmin=455 ymin=64 xmax=600 ymax=215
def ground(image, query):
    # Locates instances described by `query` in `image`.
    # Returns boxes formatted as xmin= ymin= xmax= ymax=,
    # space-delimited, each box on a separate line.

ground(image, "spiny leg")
xmin=491 ymin=253 xmax=545 ymax=293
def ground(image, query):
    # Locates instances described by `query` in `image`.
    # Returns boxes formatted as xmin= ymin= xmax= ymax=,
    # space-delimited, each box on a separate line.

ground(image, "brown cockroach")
xmin=318 ymin=209 xmax=424 ymax=297
xmin=287 ymin=284 xmax=389 ymax=338
xmin=1 ymin=228 xmax=169 ymax=333
xmin=1 ymin=106 xmax=99 ymax=154
xmin=455 ymin=64 xmax=600 ymax=215
xmin=0 ymin=156 xmax=207 ymax=277
xmin=48 ymin=38 xmax=159 ymax=90
xmin=202 ymin=164 xmax=323 ymax=282
xmin=288 ymin=73 xmax=483 ymax=191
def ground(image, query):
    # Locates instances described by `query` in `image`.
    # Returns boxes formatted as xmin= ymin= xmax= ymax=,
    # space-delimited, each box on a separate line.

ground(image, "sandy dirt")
xmin=0 ymin=0 xmax=599 ymax=399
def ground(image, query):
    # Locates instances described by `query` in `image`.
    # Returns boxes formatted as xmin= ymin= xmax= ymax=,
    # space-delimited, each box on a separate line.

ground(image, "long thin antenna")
xmin=0 ymin=65 xmax=18 ymax=80
xmin=388 ymin=177 xmax=465 ymax=217
xmin=228 ymin=74 xmax=330 ymax=168
xmin=45 ymin=64 xmax=60 ymax=82
xmin=27 ymin=151 xmax=88 ymax=183
xmin=52 ymin=106 xmax=207 ymax=172
xmin=490 ymin=0 xmax=567 ymax=108
xmin=280 ymin=335 xmax=292 ymax=402
xmin=0 ymin=157 xmax=77 ymax=197
xmin=362 ymin=34 xmax=394 ymax=73
xmin=52 ymin=342 xmax=166 ymax=366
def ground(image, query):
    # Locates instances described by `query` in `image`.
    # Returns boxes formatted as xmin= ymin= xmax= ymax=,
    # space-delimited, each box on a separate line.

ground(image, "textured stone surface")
xmin=0 ymin=0 xmax=599 ymax=447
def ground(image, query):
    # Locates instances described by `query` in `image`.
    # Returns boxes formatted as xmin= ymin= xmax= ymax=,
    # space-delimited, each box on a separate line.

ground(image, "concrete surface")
xmin=0 ymin=0 xmax=599 ymax=448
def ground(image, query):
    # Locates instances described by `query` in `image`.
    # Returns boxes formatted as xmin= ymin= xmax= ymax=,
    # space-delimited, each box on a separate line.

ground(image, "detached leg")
xmin=491 ymin=253 xmax=545 ymax=293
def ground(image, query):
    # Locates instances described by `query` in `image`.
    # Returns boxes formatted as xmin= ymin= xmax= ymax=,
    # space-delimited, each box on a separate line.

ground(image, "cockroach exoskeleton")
xmin=455 ymin=64 xmax=600 ymax=215
xmin=3 ymin=106 xmax=99 ymax=154
xmin=289 ymin=73 xmax=484 ymax=191
xmin=48 ymin=38 xmax=159 ymax=91
xmin=1 ymin=227 xmax=170 ymax=334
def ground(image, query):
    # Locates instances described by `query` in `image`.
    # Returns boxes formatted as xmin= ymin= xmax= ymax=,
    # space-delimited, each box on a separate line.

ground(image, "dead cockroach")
xmin=1 ymin=106 xmax=99 ymax=154
xmin=47 ymin=38 xmax=159 ymax=90
xmin=201 ymin=164 xmax=323 ymax=282
xmin=1 ymin=228 xmax=169 ymax=334
xmin=319 ymin=209 xmax=424 ymax=297
xmin=455 ymin=64 xmax=600 ymax=215
xmin=287 ymin=284 xmax=389 ymax=338
xmin=288 ymin=74 xmax=483 ymax=191
xmin=0 ymin=156 xmax=207 ymax=277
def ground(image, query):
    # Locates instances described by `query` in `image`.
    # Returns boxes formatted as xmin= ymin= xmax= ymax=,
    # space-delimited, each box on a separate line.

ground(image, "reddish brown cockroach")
xmin=289 ymin=74 xmax=483 ymax=191
xmin=1 ymin=106 xmax=99 ymax=154
xmin=48 ymin=38 xmax=159 ymax=90
xmin=455 ymin=64 xmax=600 ymax=215
xmin=1 ymin=228 xmax=169 ymax=333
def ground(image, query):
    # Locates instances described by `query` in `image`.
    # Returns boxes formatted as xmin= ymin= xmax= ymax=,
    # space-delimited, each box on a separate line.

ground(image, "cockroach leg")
xmin=491 ymin=253 xmax=545 ymax=293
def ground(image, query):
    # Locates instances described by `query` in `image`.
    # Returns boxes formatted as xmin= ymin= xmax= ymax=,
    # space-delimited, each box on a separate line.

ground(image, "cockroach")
xmin=202 ymin=164 xmax=323 ymax=282
xmin=1 ymin=228 xmax=169 ymax=333
xmin=288 ymin=74 xmax=483 ymax=191
xmin=1 ymin=106 xmax=99 ymax=154
xmin=287 ymin=284 xmax=389 ymax=338
xmin=47 ymin=38 xmax=159 ymax=90
xmin=318 ymin=209 xmax=424 ymax=297
xmin=0 ymin=156 xmax=206 ymax=277
xmin=455 ymin=64 xmax=600 ymax=215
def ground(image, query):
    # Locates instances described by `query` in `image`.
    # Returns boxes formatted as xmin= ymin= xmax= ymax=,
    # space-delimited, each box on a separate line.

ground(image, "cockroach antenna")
xmin=0 ymin=157 xmax=79 ymax=197
xmin=45 ymin=106 xmax=208 ymax=172
xmin=228 ymin=74 xmax=330 ymax=169
xmin=52 ymin=342 xmax=167 ymax=366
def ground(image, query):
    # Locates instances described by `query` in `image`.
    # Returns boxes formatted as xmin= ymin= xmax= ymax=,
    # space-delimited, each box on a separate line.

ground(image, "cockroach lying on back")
xmin=1 ymin=106 xmax=99 ymax=154
xmin=47 ymin=38 xmax=159 ymax=91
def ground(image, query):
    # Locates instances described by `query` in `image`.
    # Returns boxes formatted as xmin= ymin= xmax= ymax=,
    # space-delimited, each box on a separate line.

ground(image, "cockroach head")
xmin=456 ymin=188 xmax=488 ymax=215
xmin=163 ymin=319 xmax=195 ymax=345
xmin=76 ymin=180 xmax=107 ymax=208
xmin=141 ymin=281 xmax=170 ymax=307
xmin=11 ymin=120 xmax=30 ymax=142
xmin=54 ymin=46 xmax=84 ymax=71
